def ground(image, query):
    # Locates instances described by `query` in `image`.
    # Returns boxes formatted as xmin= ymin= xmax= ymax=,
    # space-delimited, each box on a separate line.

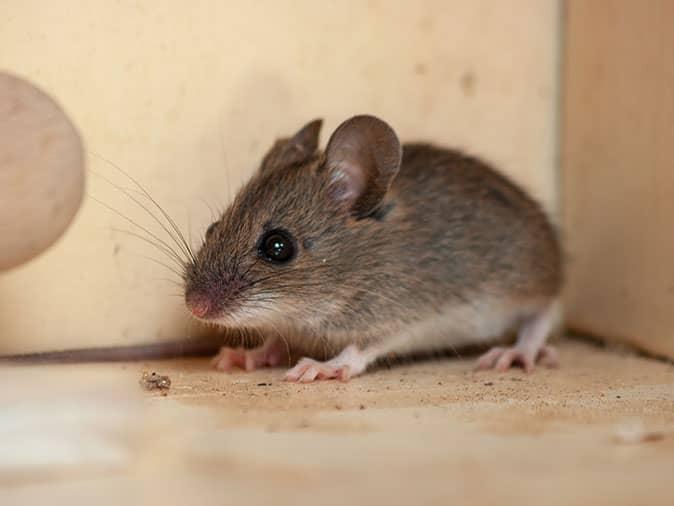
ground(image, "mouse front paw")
xmin=284 ymin=344 xmax=369 ymax=383
xmin=284 ymin=358 xmax=352 ymax=383
xmin=211 ymin=337 xmax=286 ymax=372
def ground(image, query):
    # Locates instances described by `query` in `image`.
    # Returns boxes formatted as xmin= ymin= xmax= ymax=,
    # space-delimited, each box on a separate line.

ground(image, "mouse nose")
xmin=186 ymin=292 xmax=212 ymax=318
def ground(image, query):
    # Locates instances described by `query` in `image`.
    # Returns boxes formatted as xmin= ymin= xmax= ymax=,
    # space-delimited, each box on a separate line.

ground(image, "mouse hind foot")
xmin=475 ymin=300 xmax=561 ymax=373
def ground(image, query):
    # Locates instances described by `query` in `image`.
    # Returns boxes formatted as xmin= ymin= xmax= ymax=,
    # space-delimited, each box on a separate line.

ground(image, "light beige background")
xmin=0 ymin=0 xmax=560 ymax=353
xmin=563 ymin=0 xmax=674 ymax=359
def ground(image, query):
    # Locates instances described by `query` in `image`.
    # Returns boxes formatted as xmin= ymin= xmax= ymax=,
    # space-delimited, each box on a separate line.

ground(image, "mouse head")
xmin=183 ymin=115 xmax=401 ymax=328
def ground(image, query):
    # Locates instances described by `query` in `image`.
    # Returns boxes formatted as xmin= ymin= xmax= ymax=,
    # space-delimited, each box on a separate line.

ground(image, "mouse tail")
xmin=0 ymin=337 xmax=221 ymax=364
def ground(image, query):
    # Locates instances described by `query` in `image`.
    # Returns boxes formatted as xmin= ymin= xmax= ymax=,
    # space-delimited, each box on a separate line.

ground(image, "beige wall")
xmin=0 ymin=0 xmax=560 ymax=353
xmin=563 ymin=0 xmax=674 ymax=359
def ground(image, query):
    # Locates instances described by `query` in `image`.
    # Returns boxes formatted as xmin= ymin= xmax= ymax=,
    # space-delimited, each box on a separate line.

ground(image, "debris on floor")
xmin=140 ymin=371 xmax=171 ymax=394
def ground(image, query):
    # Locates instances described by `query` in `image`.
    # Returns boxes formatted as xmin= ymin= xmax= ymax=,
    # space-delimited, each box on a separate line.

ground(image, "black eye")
xmin=206 ymin=222 xmax=218 ymax=238
xmin=259 ymin=229 xmax=295 ymax=263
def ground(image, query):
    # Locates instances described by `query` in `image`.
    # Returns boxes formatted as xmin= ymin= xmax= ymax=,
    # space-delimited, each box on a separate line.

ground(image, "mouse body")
xmin=184 ymin=115 xmax=562 ymax=382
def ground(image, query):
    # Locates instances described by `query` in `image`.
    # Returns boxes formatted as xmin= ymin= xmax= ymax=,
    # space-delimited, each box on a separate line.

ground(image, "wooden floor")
xmin=1 ymin=339 xmax=673 ymax=506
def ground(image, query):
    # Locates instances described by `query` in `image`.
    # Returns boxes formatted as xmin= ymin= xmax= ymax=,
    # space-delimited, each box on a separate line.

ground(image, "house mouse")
xmin=183 ymin=114 xmax=563 ymax=382
xmin=0 ymin=115 xmax=561 ymax=379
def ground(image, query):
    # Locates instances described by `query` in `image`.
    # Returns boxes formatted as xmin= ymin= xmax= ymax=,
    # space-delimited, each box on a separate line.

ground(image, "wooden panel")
xmin=563 ymin=0 xmax=674 ymax=358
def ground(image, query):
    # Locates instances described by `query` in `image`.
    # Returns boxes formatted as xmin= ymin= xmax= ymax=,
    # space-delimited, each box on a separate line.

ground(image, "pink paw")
xmin=284 ymin=358 xmax=352 ymax=383
xmin=475 ymin=345 xmax=559 ymax=373
xmin=211 ymin=339 xmax=284 ymax=372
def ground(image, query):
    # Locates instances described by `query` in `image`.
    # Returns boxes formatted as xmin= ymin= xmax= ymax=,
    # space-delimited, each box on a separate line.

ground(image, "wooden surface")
xmin=1 ymin=339 xmax=673 ymax=506
xmin=562 ymin=1 xmax=674 ymax=358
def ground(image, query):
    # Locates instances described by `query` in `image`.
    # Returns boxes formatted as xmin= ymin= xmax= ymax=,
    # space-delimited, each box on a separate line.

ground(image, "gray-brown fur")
xmin=183 ymin=115 xmax=562 ymax=356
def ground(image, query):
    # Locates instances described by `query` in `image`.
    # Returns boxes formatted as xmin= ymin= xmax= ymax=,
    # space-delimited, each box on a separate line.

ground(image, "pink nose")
xmin=186 ymin=294 xmax=211 ymax=318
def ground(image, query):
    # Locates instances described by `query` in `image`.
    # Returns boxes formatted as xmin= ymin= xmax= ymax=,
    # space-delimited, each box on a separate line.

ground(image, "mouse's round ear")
xmin=260 ymin=119 xmax=323 ymax=173
xmin=322 ymin=115 xmax=402 ymax=218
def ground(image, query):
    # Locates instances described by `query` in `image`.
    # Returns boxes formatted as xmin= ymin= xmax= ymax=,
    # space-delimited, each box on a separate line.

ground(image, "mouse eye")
xmin=206 ymin=222 xmax=218 ymax=238
xmin=259 ymin=229 xmax=295 ymax=263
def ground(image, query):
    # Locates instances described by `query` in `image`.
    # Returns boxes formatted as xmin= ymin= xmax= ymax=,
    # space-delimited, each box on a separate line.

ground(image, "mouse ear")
xmin=323 ymin=115 xmax=401 ymax=218
xmin=260 ymin=119 xmax=323 ymax=173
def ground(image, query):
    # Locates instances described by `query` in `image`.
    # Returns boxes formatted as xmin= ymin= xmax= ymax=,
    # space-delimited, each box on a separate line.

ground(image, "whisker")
xmin=140 ymin=255 xmax=185 ymax=278
xmin=200 ymin=197 xmax=218 ymax=222
xmin=264 ymin=319 xmax=292 ymax=365
xmin=239 ymin=256 xmax=262 ymax=281
xmin=187 ymin=212 xmax=194 ymax=257
xmin=89 ymin=194 xmax=186 ymax=267
xmin=244 ymin=267 xmax=306 ymax=289
xmin=110 ymin=227 xmax=186 ymax=268
xmin=93 ymin=173 xmax=191 ymax=262
xmin=158 ymin=278 xmax=184 ymax=288
xmin=217 ymin=112 xmax=233 ymax=202
xmin=88 ymin=150 xmax=196 ymax=264
xmin=251 ymin=327 xmax=265 ymax=348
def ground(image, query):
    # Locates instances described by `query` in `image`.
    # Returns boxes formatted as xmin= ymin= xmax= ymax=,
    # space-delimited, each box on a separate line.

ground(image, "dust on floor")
xmin=1 ymin=338 xmax=673 ymax=506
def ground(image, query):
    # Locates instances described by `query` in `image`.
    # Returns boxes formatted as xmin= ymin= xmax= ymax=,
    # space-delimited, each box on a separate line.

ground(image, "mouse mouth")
xmin=184 ymin=283 xmax=271 ymax=326
xmin=185 ymin=288 xmax=282 ymax=328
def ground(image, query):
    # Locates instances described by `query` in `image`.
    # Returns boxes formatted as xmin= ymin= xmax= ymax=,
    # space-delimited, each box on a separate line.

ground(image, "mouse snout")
xmin=185 ymin=291 xmax=213 ymax=318
xmin=184 ymin=273 xmax=247 ymax=321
